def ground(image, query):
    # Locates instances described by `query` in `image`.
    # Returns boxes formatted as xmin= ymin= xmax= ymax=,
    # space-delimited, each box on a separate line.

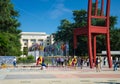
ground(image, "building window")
xmin=24 ymin=43 xmax=27 ymax=45
xmin=23 ymin=39 xmax=28 ymax=42
xmin=31 ymin=39 xmax=36 ymax=44
xmin=47 ymin=36 xmax=50 ymax=38
xmin=38 ymin=39 xmax=43 ymax=44
xmin=47 ymin=40 xmax=49 ymax=42
xmin=38 ymin=39 xmax=43 ymax=41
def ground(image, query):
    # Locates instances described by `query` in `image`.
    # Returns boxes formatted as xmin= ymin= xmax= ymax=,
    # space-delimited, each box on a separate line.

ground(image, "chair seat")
xmin=74 ymin=27 xmax=88 ymax=35
xmin=74 ymin=26 xmax=108 ymax=35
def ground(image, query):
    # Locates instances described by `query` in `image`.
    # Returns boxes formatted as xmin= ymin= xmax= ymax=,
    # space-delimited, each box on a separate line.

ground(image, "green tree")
xmin=55 ymin=19 xmax=72 ymax=42
xmin=0 ymin=0 xmax=21 ymax=56
xmin=0 ymin=33 xmax=9 ymax=55
xmin=110 ymin=28 xmax=120 ymax=51
xmin=23 ymin=47 xmax=28 ymax=56
xmin=73 ymin=10 xmax=87 ymax=28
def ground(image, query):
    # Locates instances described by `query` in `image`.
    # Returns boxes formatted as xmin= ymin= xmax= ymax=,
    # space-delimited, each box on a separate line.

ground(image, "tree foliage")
xmin=73 ymin=10 xmax=87 ymax=28
xmin=55 ymin=19 xmax=72 ymax=42
xmin=110 ymin=29 xmax=120 ymax=51
xmin=0 ymin=0 xmax=22 ymax=56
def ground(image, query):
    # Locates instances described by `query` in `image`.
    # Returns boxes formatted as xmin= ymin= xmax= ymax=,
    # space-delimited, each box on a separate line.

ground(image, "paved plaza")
xmin=0 ymin=66 xmax=120 ymax=84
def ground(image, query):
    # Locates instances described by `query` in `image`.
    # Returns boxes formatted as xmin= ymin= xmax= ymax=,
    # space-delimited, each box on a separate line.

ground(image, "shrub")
xmin=17 ymin=55 xmax=35 ymax=64
xmin=27 ymin=55 xmax=35 ymax=63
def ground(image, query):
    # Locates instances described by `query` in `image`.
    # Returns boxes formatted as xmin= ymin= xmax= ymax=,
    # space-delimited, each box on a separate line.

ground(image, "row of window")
xmin=24 ymin=42 xmax=50 ymax=46
xmin=23 ymin=39 xmax=50 ymax=42
xmin=23 ymin=39 xmax=44 ymax=42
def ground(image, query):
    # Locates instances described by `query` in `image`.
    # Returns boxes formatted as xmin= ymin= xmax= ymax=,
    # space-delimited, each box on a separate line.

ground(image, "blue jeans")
xmin=114 ymin=64 xmax=118 ymax=71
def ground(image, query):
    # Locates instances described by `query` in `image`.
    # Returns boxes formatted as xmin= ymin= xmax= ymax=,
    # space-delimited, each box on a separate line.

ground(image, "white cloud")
xmin=49 ymin=2 xmax=72 ymax=19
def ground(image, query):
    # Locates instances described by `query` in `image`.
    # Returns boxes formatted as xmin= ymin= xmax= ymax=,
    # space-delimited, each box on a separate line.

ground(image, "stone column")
xmin=27 ymin=39 xmax=31 ymax=48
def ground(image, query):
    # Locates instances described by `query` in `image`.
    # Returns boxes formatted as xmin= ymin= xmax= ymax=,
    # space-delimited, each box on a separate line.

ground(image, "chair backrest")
xmin=87 ymin=0 xmax=110 ymax=28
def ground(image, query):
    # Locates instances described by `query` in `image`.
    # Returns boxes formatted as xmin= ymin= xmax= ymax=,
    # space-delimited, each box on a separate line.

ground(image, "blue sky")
xmin=11 ymin=0 xmax=120 ymax=34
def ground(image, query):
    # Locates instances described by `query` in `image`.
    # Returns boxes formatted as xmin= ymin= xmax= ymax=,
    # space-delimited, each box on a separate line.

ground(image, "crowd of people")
xmin=36 ymin=56 xmax=89 ymax=69
xmin=36 ymin=55 xmax=120 ymax=72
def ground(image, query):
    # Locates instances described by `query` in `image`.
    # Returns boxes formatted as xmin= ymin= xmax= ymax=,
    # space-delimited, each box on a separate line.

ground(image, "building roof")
xmin=20 ymin=32 xmax=47 ymax=35
xmin=20 ymin=32 xmax=51 ymax=37
xmin=102 ymin=51 xmax=120 ymax=55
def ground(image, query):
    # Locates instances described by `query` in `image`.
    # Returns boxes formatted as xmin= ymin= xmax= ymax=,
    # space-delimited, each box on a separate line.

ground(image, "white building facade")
xmin=20 ymin=32 xmax=54 ymax=52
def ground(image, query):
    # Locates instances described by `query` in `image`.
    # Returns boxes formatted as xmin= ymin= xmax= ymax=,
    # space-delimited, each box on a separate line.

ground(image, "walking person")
xmin=77 ymin=57 xmax=81 ymax=67
xmin=103 ymin=57 xmax=106 ymax=66
xmin=86 ymin=58 xmax=89 ymax=67
xmin=60 ymin=57 xmax=64 ymax=67
xmin=99 ymin=56 xmax=102 ymax=70
xmin=13 ymin=57 xmax=17 ymax=67
xmin=80 ymin=58 xmax=83 ymax=69
xmin=51 ymin=57 xmax=55 ymax=66
xmin=64 ymin=56 xmax=68 ymax=66
xmin=96 ymin=57 xmax=101 ymax=72
xmin=113 ymin=60 xmax=118 ymax=71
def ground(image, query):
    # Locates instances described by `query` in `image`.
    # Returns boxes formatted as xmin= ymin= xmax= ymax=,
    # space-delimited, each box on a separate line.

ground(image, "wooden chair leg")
xmin=106 ymin=34 xmax=112 ymax=68
xmin=88 ymin=34 xmax=93 ymax=68
xmin=93 ymin=35 xmax=96 ymax=65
